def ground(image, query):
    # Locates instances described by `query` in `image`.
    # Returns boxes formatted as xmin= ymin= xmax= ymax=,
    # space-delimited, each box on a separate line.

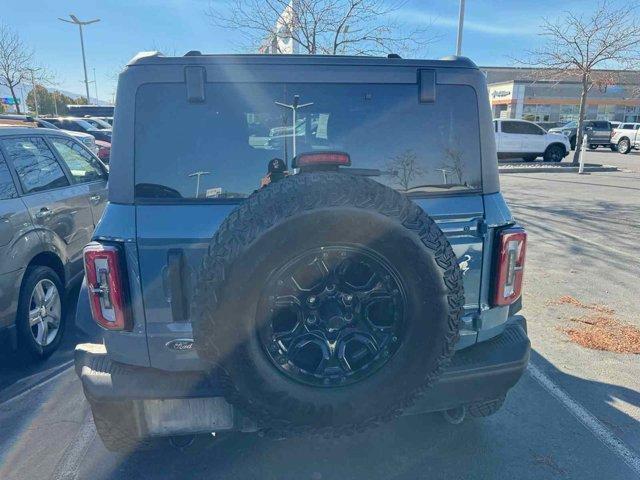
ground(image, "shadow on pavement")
xmin=74 ymin=349 xmax=639 ymax=480
xmin=0 ymin=283 xmax=87 ymax=400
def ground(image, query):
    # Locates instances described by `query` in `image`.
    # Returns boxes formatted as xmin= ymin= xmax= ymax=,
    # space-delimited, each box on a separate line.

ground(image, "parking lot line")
xmin=0 ymin=361 xmax=73 ymax=407
xmin=51 ymin=411 xmax=96 ymax=480
xmin=528 ymin=362 xmax=640 ymax=476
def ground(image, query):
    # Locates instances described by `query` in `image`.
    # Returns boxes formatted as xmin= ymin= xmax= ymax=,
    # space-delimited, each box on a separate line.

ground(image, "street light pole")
xmin=275 ymin=95 xmax=313 ymax=161
xmin=93 ymin=68 xmax=99 ymax=105
xmin=59 ymin=15 xmax=100 ymax=103
xmin=456 ymin=0 xmax=466 ymax=56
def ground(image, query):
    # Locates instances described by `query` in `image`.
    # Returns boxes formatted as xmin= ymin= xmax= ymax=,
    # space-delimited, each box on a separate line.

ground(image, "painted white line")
xmin=51 ymin=411 xmax=96 ymax=480
xmin=528 ymin=363 xmax=640 ymax=476
xmin=0 ymin=362 xmax=74 ymax=407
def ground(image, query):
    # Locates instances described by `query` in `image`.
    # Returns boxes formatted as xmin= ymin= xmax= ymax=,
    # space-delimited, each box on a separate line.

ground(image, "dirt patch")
xmin=548 ymin=295 xmax=615 ymax=315
xmin=550 ymin=295 xmax=640 ymax=354
xmin=559 ymin=314 xmax=640 ymax=354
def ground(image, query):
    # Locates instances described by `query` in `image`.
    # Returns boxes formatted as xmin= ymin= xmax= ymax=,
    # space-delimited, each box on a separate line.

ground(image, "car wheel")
xmin=610 ymin=145 xmax=618 ymax=152
xmin=543 ymin=144 xmax=565 ymax=162
xmin=618 ymin=138 xmax=631 ymax=154
xmin=588 ymin=144 xmax=598 ymax=150
xmin=570 ymin=136 xmax=576 ymax=150
xmin=16 ymin=266 xmax=65 ymax=361
xmin=192 ymin=172 xmax=464 ymax=436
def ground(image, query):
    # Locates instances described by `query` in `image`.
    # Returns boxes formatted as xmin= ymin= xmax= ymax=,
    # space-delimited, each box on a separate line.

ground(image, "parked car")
xmin=535 ymin=121 xmax=564 ymax=130
xmin=83 ymin=117 xmax=113 ymax=130
xmin=95 ymin=140 xmax=111 ymax=163
xmin=75 ymin=52 xmax=530 ymax=451
xmin=75 ymin=54 xmax=528 ymax=450
xmin=611 ymin=122 xmax=640 ymax=154
xmin=547 ymin=120 xmax=614 ymax=150
xmin=45 ymin=117 xmax=112 ymax=143
xmin=494 ymin=119 xmax=570 ymax=162
xmin=0 ymin=127 xmax=108 ymax=360
xmin=0 ymin=114 xmax=98 ymax=154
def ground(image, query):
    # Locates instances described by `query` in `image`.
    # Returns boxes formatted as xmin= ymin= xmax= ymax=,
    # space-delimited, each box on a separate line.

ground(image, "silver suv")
xmin=0 ymin=127 xmax=107 ymax=360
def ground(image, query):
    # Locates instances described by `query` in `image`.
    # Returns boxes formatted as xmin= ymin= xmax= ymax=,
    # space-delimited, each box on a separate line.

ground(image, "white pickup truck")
xmin=493 ymin=119 xmax=570 ymax=162
xmin=611 ymin=123 xmax=640 ymax=154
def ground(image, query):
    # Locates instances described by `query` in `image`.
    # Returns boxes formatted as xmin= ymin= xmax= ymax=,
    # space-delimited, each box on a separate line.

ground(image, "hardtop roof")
xmin=126 ymin=51 xmax=479 ymax=69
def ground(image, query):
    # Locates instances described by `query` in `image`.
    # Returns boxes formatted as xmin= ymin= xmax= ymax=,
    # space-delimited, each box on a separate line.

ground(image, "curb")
xmin=499 ymin=164 xmax=619 ymax=174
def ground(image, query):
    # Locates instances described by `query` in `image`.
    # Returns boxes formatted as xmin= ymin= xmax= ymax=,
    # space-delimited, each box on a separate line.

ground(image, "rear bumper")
xmin=75 ymin=316 xmax=529 ymax=434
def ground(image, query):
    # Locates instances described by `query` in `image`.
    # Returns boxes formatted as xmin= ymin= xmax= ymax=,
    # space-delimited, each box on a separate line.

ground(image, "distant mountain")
xmin=0 ymin=84 xmax=112 ymax=108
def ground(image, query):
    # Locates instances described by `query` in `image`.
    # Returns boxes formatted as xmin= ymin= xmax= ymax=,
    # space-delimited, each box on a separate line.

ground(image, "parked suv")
xmin=494 ymin=119 xmax=570 ymax=162
xmin=548 ymin=120 xmax=614 ymax=150
xmin=0 ymin=114 xmax=98 ymax=153
xmin=611 ymin=122 xmax=640 ymax=154
xmin=74 ymin=53 xmax=530 ymax=451
xmin=0 ymin=127 xmax=108 ymax=359
xmin=46 ymin=117 xmax=112 ymax=143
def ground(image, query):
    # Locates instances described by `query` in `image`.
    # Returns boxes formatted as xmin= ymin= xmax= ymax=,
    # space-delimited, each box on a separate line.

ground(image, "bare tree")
xmin=0 ymin=23 xmax=33 ymax=114
xmin=387 ymin=149 xmax=423 ymax=191
xmin=207 ymin=0 xmax=433 ymax=56
xmin=517 ymin=3 xmax=640 ymax=164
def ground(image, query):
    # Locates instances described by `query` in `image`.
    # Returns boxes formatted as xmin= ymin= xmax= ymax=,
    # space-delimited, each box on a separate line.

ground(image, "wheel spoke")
xmin=47 ymin=313 xmax=61 ymax=328
xmin=29 ymin=308 xmax=41 ymax=326
xmin=44 ymin=285 xmax=58 ymax=309
xmin=33 ymin=283 xmax=45 ymax=304
xmin=35 ymin=320 xmax=48 ymax=345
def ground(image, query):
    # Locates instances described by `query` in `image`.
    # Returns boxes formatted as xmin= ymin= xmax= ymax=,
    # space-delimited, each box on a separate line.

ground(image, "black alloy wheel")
xmin=258 ymin=246 xmax=406 ymax=387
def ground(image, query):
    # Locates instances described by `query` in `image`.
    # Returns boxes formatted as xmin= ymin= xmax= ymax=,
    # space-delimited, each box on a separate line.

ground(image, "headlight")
xmin=562 ymin=130 xmax=571 ymax=136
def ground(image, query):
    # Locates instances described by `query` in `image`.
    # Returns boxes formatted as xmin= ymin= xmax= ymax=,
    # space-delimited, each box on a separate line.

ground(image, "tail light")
xmin=292 ymin=151 xmax=351 ymax=168
xmin=493 ymin=228 xmax=527 ymax=306
xmin=83 ymin=242 xmax=131 ymax=330
xmin=97 ymin=145 xmax=110 ymax=161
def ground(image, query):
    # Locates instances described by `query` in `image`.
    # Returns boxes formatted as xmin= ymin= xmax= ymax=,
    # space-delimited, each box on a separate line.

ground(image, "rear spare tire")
xmin=192 ymin=172 xmax=464 ymax=435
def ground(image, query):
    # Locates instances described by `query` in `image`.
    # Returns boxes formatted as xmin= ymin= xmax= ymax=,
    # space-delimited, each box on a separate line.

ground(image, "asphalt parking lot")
xmin=0 ymin=150 xmax=638 ymax=480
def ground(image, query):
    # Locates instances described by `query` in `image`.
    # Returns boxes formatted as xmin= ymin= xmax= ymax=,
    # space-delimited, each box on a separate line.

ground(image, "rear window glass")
xmin=0 ymin=159 xmax=17 ymax=199
xmin=590 ymin=121 xmax=610 ymax=129
xmin=134 ymin=82 xmax=482 ymax=200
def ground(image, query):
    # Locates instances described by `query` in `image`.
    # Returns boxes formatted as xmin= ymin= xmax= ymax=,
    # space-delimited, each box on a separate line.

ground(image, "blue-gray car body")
xmin=75 ymin=53 xmax=530 ymax=439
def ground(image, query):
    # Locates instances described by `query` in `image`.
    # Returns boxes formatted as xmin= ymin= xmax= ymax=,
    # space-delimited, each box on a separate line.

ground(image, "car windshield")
xmin=36 ymin=119 xmax=58 ymax=129
xmin=562 ymin=121 xmax=577 ymax=128
xmin=84 ymin=118 xmax=112 ymax=130
xmin=134 ymin=82 xmax=482 ymax=200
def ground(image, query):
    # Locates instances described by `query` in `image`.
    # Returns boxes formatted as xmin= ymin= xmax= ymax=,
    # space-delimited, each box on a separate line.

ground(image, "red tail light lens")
xmin=493 ymin=228 xmax=527 ymax=306
xmin=293 ymin=151 xmax=351 ymax=168
xmin=83 ymin=243 xmax=131 ymax=330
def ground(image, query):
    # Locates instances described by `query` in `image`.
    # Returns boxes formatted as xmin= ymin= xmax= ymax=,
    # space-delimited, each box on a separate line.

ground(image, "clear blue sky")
xmin=8 ymin=0 xmax=597 ymax=102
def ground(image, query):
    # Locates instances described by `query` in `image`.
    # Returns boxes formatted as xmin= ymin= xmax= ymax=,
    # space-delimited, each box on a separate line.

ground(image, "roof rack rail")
xmin=387 ymin=53 xmax=401 ymax=59
xmin=184 ymin=50 xmax=202 ymax=56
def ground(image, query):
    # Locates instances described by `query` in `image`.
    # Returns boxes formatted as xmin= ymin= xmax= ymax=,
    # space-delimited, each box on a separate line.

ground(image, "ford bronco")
xmin=74 ymin=52 xmax=530 ymax=451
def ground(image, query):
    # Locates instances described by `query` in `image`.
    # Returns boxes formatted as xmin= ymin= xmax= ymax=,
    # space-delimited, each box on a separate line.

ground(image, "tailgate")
xmin=136 ymin=196 xmax=485 ymax=370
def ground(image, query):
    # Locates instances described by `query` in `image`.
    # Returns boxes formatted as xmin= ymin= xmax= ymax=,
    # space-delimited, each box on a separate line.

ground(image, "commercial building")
xmin=482 ymin=67 xmax=640 ymax=123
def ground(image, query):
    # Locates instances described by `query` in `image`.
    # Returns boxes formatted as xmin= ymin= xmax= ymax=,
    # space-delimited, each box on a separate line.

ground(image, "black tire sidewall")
xmin=544 ymin=145 xmax=564 ymax=162
xmin=193 ymin=173 xmax=463 ymax=432
xmin=16 ymin=266 xmax=65 ymax=360
xmin=211 ymin=209 xmax=454 ymax=428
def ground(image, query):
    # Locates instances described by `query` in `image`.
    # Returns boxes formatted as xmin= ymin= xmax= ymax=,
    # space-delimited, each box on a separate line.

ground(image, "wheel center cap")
xmin=39 ymin=306 xmax=47 ymax=317
xmin=326 ymin=315 xmax=348 ymax=332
